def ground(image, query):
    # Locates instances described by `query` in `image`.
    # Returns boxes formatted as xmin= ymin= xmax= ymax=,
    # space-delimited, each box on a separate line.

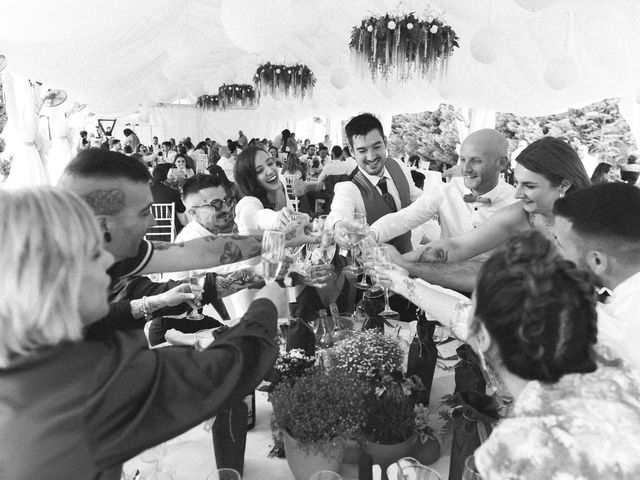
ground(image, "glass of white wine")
xmin=336 ymin=212 xmax=367 ymax=277
xmin=260 ymin=230 xmax=286 ymax=283
xmin=187 ymin=270 xmax=206 ymax=320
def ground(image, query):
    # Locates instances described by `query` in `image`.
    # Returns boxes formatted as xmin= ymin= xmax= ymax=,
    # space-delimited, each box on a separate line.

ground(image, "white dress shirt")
xmin=317 ymin=158 xmax=358 ymax=185
xmin=371 ymin=177 xmax=516 ymax=244
xmin=326 ymin=160 xmax=422 ymax=228
xmin=597 ymin=270 xmax=640 ymax=381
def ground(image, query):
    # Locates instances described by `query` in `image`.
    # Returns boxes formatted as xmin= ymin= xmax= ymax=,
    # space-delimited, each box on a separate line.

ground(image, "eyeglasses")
xmin=193 ymin=196 xmax=236 ymax=211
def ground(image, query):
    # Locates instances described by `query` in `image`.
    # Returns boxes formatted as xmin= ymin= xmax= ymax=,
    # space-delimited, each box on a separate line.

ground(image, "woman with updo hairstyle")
xmin=467 ymin=230 xmax=640 ymax=479
xmin=381 ymin=230 xmax=640 ymax=479
xmin=415 ymin=136 xmax=592 ymax=265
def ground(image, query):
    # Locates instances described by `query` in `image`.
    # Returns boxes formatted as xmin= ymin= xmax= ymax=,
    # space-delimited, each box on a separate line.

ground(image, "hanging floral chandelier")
xmin=196 ymin=94 xmax=220 ymax=111
xmin=349 ymin=12 xmax=459 ymax=82
xmin=254 ymin=62 xmax=316 ymax=100
xmin=218 ymin=84 xmax=258 ymax=110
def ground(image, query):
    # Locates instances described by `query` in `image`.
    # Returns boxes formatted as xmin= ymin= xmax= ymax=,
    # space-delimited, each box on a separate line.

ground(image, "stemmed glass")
xmin=187 ymin=270 xmax=206 ymax=320
xmin=462 ymin=455 xmax=483 ymax=480
xmin=260 ymin=230 xmax=286 ymax=283
xmin=286 ymin=212 xmax=310 ymax=277
xmin=335 ymin=212 xmax=367 ymax=277
xmin=373 ymin=245 xmax=399 ymax=319
xmin=354 ymin=231 xmax=381 ymax=292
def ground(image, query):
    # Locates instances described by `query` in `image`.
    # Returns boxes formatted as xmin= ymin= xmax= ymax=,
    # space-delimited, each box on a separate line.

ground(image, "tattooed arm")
xmin=139 ymin=234 xmax=263 ymax=275
xmin=214 ymin=266 xmax=265 ymax=297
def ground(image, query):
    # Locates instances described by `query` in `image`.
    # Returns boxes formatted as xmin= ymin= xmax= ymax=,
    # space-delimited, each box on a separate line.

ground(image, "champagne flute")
xmin=337 ymin=212 xmax=367 ymax=277
xmin=260 ymin=230 xmax=286 ymax=283
xmin=316 ymin=230 xmax=337 ymax=265
xmin=187 ymin=270 xmax=206 ymax=320
xmin=354 ymin=231 xmax=378 ymax=290
xmin=374 ymin=245 xmax=399 ymax=319
xmin=462 ymin=455 xmax=482 ymax=480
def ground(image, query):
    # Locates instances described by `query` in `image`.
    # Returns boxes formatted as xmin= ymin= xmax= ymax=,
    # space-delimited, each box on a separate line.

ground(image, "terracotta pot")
xmin=409 ymin=435 xmax=441 ymax=466
xmin=360 ymin=436 xmax=416 ymax=480
xmin=283 ymin=429 xmax=345 ymax=480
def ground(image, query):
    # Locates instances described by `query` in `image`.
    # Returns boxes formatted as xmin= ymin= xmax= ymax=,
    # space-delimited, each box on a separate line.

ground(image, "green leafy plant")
xmin=270 ymin=370 xmax=367 ymax=452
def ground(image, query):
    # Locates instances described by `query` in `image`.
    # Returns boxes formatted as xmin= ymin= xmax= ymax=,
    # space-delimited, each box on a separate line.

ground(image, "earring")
xmin=559 ymin=190 xmax=565 ymax=198
xmin=100 ymin=219 xmax=112 ymax=243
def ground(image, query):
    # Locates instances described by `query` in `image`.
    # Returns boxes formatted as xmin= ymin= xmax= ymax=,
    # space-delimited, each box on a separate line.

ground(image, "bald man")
xmin=371 ymin=129 xmax=517 ymax=292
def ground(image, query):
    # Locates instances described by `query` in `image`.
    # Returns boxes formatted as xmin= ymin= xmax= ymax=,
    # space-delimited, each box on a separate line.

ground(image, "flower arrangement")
xmin=254 ymin=62 xmax=316 ymax=100
xmin=360 ymin=370 xmax=434 ymax=445
xmin=270 ymin=370 xmax=368 ymax=452
xmin=272 ymin=348 xmax=316 ymax=387
xmin=349 ymin=11 xmax=459 ymax=81
xmin=196 ymin=94 xmax=220 ymax=111
xmin=217 ymin=84 xmax=258 ymax=110
xmin=327 ymin=330 xmax=404 ymax=381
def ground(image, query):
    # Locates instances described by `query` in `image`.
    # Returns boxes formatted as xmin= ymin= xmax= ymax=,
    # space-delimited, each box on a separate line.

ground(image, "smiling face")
xmin=175 ymin=157 xmax=187 ymax=169
xmin=186 ymin=185 xmax=235 ymax=233
xmin=459 ymin=135 xmax=505 ymax=195
xmin=514 ymin=164 xmax=568 ymax=216
xmin=254 ymin=149 xmax=281 ymax=192
xmin=352 ymin=129 xmax=387 ymax=176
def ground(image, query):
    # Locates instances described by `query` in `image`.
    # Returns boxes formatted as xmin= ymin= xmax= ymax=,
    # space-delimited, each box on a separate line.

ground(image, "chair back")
xmin=283 ymin=174 xmax=300 ymax=212
xmin=145 ymin=202 xmax=176 ymax=243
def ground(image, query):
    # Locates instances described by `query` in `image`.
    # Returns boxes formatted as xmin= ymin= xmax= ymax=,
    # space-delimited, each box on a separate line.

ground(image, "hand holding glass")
xmin=374 ymin=246 xmax=399 ymax=319
xmin=260 ymin=230 xmax=286 ymax=283
xmin=187 ymin=270 xmax=206 ymax=320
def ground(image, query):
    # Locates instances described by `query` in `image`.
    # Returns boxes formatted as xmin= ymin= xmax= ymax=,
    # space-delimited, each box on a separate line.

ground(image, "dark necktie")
xmin=597 ymin=288 xmax=611 ymax=304
xmin=463 ymin=193 xmax=491 ymax=205
xmin=378 ymin=177 xmax=397 ymax=212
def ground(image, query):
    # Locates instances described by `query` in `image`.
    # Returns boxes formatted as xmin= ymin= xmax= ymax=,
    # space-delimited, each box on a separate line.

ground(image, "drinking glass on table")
xmin=373 ymin=245 xmax=399 ymax=319
xmin=335 ymin=212 xmax=367 ymax=277
xmin=462 ymin=455 xmax=482 ymax=480
xmin=187 ymin=270 xmax=206 ymax=320
xmin=206 ymin=468 xmax=241 ymax=480
xmin=260 ymin=230 xmax=286 ymax=283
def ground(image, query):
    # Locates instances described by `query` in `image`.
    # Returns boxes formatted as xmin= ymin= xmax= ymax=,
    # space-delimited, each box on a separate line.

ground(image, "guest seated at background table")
xmin=0 ymin=186 xmax=282 ymax=480
xmin=150 ymin=163 xmax=188 ymax=232
xmin=167 ymin=153 xmax=194 ymax=189
xmin=415 ymin=136 xmax=591 ymax=265
xmin=234 ymin=145 xmax=297 ymax=235
xmin=589 ymin=161 xmax=614 ymax=184
xmin=468 ymin=231 xmax=640 ymax=479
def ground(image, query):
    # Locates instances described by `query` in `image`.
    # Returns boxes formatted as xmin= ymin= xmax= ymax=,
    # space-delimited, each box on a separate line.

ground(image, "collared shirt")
xmin=326 ymin=160 xmax=422 ymax=228
xmin=317 ymin=158 xmax=358 ymax=185
xmin=597 ymin=270 xmax=640 ymax=381
xmin=371 ymin=177 xmax=517 ymax=254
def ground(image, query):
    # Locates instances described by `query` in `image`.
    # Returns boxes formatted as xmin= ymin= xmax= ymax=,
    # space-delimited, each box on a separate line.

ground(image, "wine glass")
xmin=260 ymin=230 xmax=286 ymax=283
xmin=303 ymin=214 xmax=328 ymax=268
xmin=187 ymin=270 xmax=206 ymax=320
xmin=336 ymin=212 xmax=367 ymax=277
xmin=315 ymin=230 xmax=337 ymax=265
xmin=373 ymin=245 xmax=399 ymax=319
xmin=462 ymin=455 xmax=482 ymax=480
xmin=354 ymin=230 xmax=379 ymax=291
xmin=206 ymin=468 xmax=242 ymax=480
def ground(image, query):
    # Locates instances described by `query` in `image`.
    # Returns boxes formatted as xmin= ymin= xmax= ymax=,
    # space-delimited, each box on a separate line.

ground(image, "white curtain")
xmin=47 ymin=107 xmax=72 ymax=184
xmin=454 ymin=107 xmax=496 ymax=143
xmin=2 ymin=72 xmax=50 ymax=188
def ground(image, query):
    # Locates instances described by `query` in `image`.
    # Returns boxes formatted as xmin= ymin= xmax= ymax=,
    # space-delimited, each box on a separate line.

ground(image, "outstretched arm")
xmin=418 ymin=202 xmax=527 ymax=264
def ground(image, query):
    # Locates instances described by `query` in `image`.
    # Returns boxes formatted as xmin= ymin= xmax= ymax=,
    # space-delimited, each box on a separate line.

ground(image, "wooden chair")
xmin=145 ymin=202 xmax=176 ymax=243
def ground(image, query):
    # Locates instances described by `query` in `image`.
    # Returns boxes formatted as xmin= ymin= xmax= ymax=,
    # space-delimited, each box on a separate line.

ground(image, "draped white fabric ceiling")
xmin=2 ymin=0 xmax=640 ymax=123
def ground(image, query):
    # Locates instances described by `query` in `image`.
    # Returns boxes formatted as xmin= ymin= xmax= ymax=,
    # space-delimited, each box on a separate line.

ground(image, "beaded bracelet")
xmin=141 ymin=296 xmax=152 ymax=322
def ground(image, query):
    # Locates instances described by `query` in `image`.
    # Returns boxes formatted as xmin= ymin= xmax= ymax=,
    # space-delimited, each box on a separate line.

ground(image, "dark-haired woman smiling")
xmin=234 ymin=145 xmax=296 ymax=234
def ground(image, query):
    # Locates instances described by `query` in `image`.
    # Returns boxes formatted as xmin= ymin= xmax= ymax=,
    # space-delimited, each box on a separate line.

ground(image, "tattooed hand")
xmin=418 ymin=246 xmax=448 ymax=263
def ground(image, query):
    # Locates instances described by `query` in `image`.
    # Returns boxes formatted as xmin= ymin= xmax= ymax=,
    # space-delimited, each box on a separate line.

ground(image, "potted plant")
xmin=270 ymin=369 xmax=367 ymax=480
xmin=359 ymin=370 xmax=439 ymax=480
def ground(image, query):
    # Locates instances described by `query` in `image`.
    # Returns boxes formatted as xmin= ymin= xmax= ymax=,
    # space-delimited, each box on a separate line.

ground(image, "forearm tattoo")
xmin=82 ymin=189 xmax=125 ymax=215
xmin=418 ymin=247 xmax=448 ymax=263
xmin=216 ymin=267 xmax=264 ymax=293
xmin=153 ymin=241 xmax=185 ymax=251
xmin=204 ymin=235 xmax=262 ymax=264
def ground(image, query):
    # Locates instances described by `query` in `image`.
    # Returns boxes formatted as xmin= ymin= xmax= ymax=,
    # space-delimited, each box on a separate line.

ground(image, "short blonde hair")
xmin=0 ymin=186 xmax=102 ymax=366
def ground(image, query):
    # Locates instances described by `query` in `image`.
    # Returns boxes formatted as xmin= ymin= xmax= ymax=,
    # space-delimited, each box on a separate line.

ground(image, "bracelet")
xmin=141 ymin=296 xmax=152 ymax=322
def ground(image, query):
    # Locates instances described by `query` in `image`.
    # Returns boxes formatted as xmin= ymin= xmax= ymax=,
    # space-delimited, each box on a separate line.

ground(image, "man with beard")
xmin=370 ymin=129 xmax=516 ymax=293
xmin=553 ymin=182 xmax=640 ymax=378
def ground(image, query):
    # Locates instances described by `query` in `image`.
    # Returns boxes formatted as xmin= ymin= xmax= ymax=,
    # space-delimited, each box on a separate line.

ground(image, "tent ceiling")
xmin=2 ymin=0 xmax=640 ymax=120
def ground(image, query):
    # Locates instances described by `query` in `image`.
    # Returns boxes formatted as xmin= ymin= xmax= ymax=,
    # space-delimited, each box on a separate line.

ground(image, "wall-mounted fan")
xmin=37 ymin=88 xmax=67 ymax=114
xmin=65 ymin=102 xmax=87 ymax=117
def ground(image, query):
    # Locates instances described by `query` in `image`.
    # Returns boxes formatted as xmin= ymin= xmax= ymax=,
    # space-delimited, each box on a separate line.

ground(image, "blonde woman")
xmin=0 ymin=187 xmax=281 ymax=480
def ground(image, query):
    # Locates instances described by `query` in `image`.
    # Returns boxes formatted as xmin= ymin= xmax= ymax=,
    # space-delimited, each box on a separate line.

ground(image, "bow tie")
xmin=463 ymin=193 xmax=491 ymax=205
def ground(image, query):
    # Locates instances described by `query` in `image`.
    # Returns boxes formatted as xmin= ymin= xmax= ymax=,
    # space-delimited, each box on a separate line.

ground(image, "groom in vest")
xmin=326 ymin=113 xmax=423 ymax=253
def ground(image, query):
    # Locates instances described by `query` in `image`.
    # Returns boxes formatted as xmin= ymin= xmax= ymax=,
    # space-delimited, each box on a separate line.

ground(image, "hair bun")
xmin=504 ymin=230 xmax=556 ymax=266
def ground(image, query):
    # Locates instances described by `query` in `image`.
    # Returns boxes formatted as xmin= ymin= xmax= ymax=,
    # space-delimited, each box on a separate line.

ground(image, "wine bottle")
xmin=317 ymin=309 xmax=334 ymax=348
xmin=358 ymin=452 xmax=373 ymax=480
